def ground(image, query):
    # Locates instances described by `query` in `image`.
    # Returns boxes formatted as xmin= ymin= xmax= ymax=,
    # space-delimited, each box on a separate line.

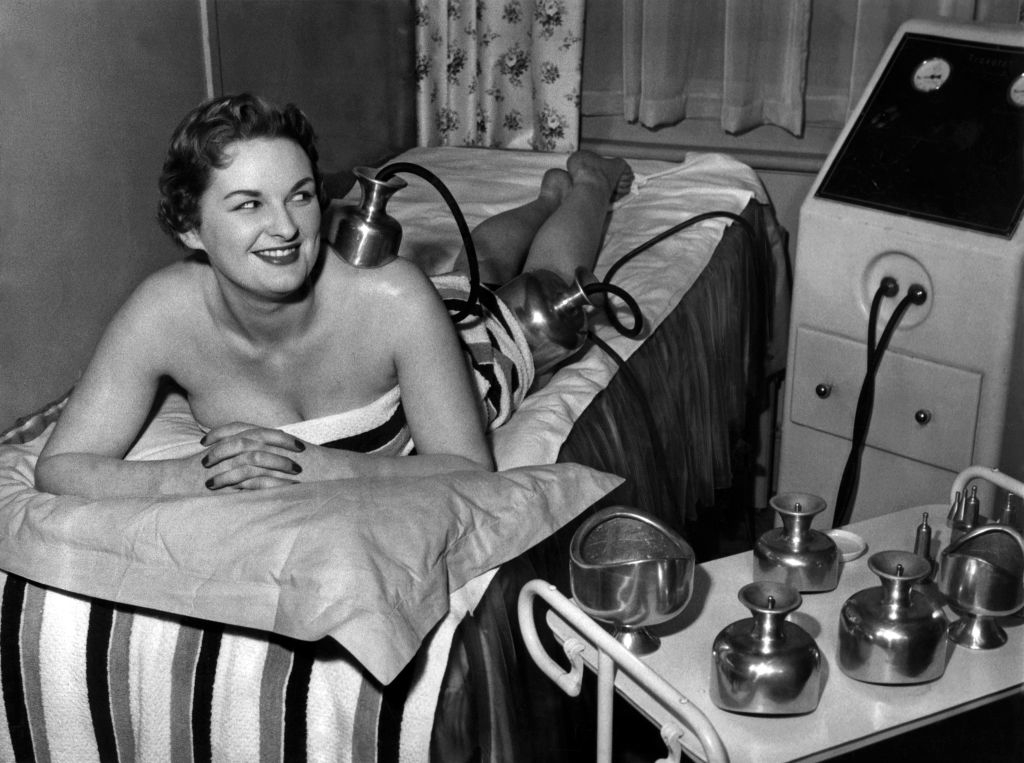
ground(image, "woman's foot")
xmin=538 ymin=167 xmax=573 ymax=207
xmin=566 ymin=150 xmax=634 ymax=201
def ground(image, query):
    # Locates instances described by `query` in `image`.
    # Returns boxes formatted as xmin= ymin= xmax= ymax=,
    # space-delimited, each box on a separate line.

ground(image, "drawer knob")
xmin=815 ymin=383 xmax=832 ymax=399
xmin=914 ymin=409 xmax=932 ymax=425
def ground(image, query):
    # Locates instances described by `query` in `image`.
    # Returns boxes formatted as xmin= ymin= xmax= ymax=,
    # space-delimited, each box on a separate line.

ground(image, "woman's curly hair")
xmin=157 ymin=93 xmax=327 ymax=245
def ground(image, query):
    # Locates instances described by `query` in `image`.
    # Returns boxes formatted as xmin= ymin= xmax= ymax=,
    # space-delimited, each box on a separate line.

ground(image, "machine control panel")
xmin=817 ymin=32 xmax=1024 ymax=237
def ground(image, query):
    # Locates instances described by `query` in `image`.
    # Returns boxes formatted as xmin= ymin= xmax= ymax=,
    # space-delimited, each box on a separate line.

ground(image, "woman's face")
xmin=180 ymin=137 xmax=322 ymax=300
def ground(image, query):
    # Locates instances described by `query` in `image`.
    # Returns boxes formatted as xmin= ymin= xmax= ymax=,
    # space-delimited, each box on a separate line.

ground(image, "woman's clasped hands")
xmin=197 ymin=423 xmax=309 ymax=491
xmin=195 ymin=426 xmax=327 ymax=491
xmin=195 ymin=423 xmax=374 ymax=492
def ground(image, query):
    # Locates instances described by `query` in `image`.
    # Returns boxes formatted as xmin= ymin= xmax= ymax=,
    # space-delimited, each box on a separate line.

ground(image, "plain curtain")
xmin=623 ymin=0 xmax=811 ymax=135
xmin=613 ymin=0 xmax=1020 ymax=136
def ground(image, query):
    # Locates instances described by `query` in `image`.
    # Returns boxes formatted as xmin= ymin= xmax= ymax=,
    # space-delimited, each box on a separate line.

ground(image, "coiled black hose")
xmin=583 ymin=281 xmax=643 ymax=337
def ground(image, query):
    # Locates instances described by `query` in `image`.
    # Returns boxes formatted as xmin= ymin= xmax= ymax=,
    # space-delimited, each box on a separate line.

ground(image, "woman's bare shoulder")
xmin=323 ymin=250 xmax=439 ymax=305
xmin=106 ymin=261 xmax=208 ymax=341
xmin=123 ymin=260 xmax=205 ymax=310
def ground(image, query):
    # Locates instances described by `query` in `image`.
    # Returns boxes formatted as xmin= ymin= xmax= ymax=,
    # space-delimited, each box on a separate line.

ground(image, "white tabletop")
xmin=548 ymin=504 xmax=1024 ymax=762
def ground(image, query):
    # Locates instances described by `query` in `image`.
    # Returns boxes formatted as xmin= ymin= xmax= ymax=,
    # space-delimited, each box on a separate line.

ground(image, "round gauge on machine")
xmin=1009 ymin=73 xmax=1024 ymax=108
xmin=911 ymin=57 xmax=951 ymax=93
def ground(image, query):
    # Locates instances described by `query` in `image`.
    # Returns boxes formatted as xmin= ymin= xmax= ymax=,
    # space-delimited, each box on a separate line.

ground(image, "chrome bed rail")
xmin=518 ymin=580 xmax=728 ymax=763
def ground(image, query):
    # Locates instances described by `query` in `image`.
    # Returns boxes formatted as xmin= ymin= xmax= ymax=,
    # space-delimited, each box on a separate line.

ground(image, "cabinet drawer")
xmin=790 ymin=327 xmax=980 ymax=471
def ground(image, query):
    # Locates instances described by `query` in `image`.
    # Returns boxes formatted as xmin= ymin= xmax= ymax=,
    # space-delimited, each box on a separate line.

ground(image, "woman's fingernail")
xmin=294 ymin=439 xmax=305 ymax=452
xmin=201 ymin=455 xmax=211 ymax=468
xmin=205 ymin=477 xmax=216 ymax=490
xmin=200 ymin=435 xmax=209 ymax=446
xmin=290 ymin=462 xmax=303 ymax=474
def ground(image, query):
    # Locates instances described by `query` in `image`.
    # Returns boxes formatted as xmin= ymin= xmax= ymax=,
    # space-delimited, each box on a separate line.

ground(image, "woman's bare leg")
xmin=452 ymin=168 xmax=572 ymax=285
xmin=520 ymin=151 xmax=633 ymax=284
xmin=452 ymin=151 xmax=633 ymax=285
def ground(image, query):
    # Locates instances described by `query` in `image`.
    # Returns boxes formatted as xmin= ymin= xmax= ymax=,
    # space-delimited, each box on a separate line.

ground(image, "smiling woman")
xmin=33 ymin=93 xmax=493 ymax=499
xmin=33 ymin=92 xmax=633 ymax=502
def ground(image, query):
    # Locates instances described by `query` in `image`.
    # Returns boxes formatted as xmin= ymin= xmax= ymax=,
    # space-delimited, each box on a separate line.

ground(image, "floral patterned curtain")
xmin=414 ymin=0 xmax=585 ymax=152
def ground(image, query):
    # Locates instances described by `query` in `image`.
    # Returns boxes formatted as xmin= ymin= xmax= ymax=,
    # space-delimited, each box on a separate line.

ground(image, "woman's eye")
xmin=233 ymin=199 xmax=259 ymax=211
xmin=290 ymin=190 xmax=315 ymax=204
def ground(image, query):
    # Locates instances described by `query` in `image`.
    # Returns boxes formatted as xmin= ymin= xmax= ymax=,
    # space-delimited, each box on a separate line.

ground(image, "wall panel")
xmin=0 ymin=0 xmax=207 ymax=427
xmin=212 ymin=0 xmax=416 ymax=197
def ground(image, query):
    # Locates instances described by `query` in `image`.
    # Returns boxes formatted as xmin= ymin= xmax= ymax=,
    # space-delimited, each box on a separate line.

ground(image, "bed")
xmin=0 ymin=146 xmax=788 ymax=762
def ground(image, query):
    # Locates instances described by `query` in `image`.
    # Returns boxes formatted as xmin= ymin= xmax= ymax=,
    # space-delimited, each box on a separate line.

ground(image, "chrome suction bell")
xmin=331 ymin=166 xmax=407 ymax=268
xmin=754 ymin=492 xmax=840 ymax=593
xmin=496 ymin=266 xmax=599 ymax=375
xmin=710 ymin=581 xmax=823 ymax=715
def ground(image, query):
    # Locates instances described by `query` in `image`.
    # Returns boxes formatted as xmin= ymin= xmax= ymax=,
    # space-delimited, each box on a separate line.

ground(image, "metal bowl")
xmin=938 ymin=524 xmax=1024 ymax=649
xmin=570 ymin=506 xmax=695 ymax=654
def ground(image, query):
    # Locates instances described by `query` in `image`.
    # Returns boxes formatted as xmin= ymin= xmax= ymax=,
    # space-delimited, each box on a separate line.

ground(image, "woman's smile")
xmin=252 ymin=243 xmax=302 ymax=266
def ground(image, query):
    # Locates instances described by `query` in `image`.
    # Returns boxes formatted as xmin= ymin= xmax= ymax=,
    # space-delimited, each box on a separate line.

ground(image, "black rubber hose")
xmin=375 ymin=162 xmax=482 ymax=323
xmin=584 ymin=281 xmax=644 ymax=338
xmin=833 ymin=283 xmax=927 ymax=528
xmin=603 ymin=211 xmax=756 ymax=286
xmin=600 ymin=210 xmax=757 ymax=338
xmin=868 ymin=276 xmax=899 ymax=361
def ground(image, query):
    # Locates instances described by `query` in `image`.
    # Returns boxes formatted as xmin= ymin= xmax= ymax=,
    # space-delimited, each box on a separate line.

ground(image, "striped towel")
xmin=279 ymin=386 xmax=413 ymax=457
xmin=0 ymin=570 xmax=477 ymax=763
xmin=432 ymin=274 xmax=535 ymax=432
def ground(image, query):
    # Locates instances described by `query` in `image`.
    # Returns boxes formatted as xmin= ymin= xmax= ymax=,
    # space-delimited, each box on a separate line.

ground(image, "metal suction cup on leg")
xmin=569 ymin=507 xmax=695 ymax=655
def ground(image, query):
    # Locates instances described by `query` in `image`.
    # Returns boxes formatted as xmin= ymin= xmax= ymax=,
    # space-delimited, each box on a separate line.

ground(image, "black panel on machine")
xmin=817 ymin=33 xmax=1024 ymax=238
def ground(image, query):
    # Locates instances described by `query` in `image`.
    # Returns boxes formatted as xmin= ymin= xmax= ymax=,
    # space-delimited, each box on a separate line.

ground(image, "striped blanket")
xmin=0 ymin=571 xmax=480 ymax=763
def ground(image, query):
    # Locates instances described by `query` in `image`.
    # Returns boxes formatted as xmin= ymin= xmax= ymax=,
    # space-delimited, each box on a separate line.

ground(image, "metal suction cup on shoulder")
xmin=332 ymin=166 xmax=407 ymax=269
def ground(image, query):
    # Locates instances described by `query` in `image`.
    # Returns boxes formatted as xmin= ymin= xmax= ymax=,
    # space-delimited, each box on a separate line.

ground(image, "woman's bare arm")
xmin=34 ymin=274 xmax=304 ymax=498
